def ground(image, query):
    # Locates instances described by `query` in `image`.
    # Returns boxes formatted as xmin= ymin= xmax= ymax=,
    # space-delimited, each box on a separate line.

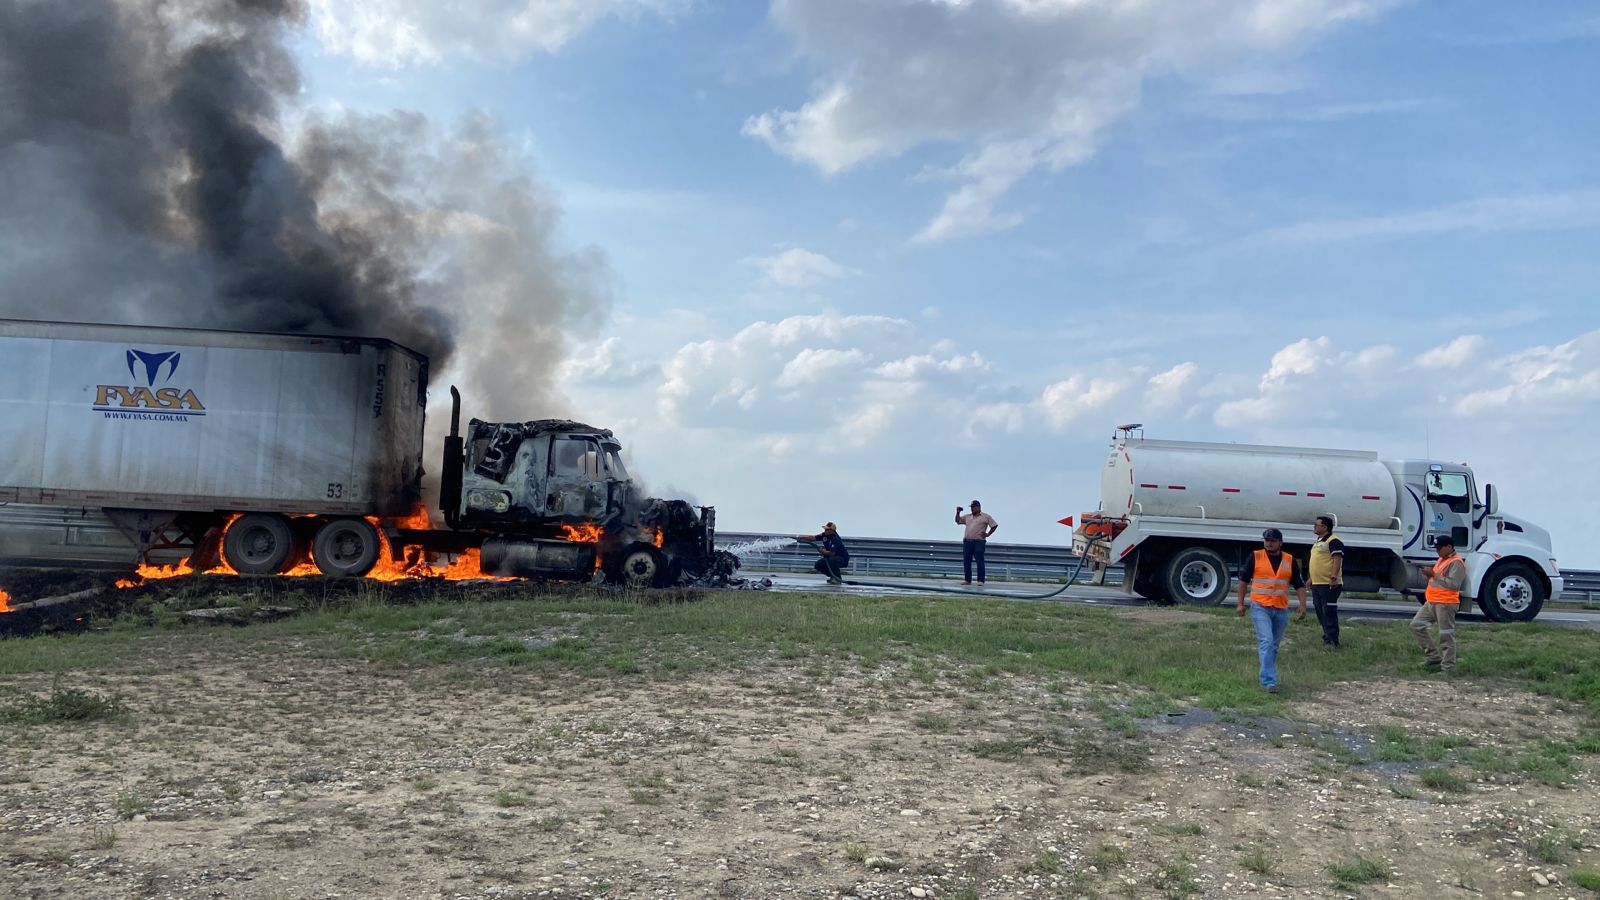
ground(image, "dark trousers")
xmin=962 ymin=539 xmax=987 ymax=582
xmin=814 ymin=556 xmax=845 ymax=581
xmin=1312 ymin=584 xmax=1342 ymax=646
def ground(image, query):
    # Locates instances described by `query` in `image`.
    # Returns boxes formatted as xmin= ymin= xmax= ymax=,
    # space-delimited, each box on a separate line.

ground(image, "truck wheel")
xmin=1164 ymin=547 xmax=1231 ymax=605
xmin=618 ymin=546 xmax=667 ymax=588
xmin=223 ymin=513 xmax=297 ymax=575
xmin=1132 ymin=567 xmax=1166 ymax=602
xmin=312 ymin=518 xmax=381 ymax=578
xmin=1477 ymin=561 xmax=1545 ymax=622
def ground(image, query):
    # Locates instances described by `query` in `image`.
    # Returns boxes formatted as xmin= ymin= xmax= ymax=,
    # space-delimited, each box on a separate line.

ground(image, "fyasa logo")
xmin=127 ymin=349 xmax=181 ymax=385
xmin=93 ymin=348 xmax=206 ymax=422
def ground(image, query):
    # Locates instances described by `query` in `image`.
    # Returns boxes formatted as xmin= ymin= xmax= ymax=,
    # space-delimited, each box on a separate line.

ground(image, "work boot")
xmin=1421 ymin=659 xmax=1442 ymax=672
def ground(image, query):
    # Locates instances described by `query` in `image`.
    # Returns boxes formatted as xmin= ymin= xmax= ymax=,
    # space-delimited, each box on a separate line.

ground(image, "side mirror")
xmin=1484 ymin=483 xmax=1499 ymax=516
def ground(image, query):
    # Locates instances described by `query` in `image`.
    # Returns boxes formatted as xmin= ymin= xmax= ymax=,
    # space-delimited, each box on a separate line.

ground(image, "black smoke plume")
xmin=1 ymin=0 xmax=608 ymax=379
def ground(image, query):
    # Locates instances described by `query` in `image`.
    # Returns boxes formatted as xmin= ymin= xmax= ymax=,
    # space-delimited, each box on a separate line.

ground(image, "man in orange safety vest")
xmin=1412 ymin=536 xmax=1467 ymax=674
xmin=1236 ymin=528 xmax=1309 ymax=693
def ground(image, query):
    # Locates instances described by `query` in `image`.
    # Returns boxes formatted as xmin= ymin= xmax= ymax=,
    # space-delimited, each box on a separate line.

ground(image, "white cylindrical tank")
xmin=1100 ymin=438 xmax=1398 ymax=529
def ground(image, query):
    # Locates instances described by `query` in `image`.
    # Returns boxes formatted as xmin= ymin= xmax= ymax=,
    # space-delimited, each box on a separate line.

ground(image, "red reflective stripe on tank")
xmin=1221 ymin=488 xmax=1241 ymax=493
xmin=1307 ymin=492 xmax=1326 ymax=497
xmin=1279 ymin=491 xmax=1297 ymax=496
xmin=1140 ymin=483 xmax=1158 ymax=489
xmin=1166 ymin=485 xmax=1187 ymax=490
xmin=1361 ymin=495 xmax=1381 ymax=500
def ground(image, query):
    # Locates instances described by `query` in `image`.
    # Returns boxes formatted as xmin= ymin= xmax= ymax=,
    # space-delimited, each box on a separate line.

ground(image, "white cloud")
xmin=307 ymin=0 xmax=682 ymax=66
xmin=556 ymin=311 xmax=1600 ymax=561
xmin=1417 ymin=335 xmax=1488 ymax=370
xmin=558 ymin=335 xmax=623 ymax=381
xmin=776 ymin=347 xmax=869 ymax=387
xmin=873 ymin=351 xmax=991 ymax=380
xmin=1261 ymin=336 xmax=1331 ymax=387
xmin=912 ymin=138 xmax=1056 ymax=242
xmin=1250 ymin=189 xmax=1600 ymax=246
xmin=751 ymin=247 xmax=858 ymax=287
xmin=1143 ymin=362 xmax=1201 ymax=412
xmin=1211 ymin=331 xmax=1600 ymax=436
xmin=1042 ymin=375 xmax=1130 ymax=429
xmin=656 ymin=311 xmax=913 ymax=428
xmin=975 ymin=371 xmax=1136 ymax=434
xmin=1213 ymin=341 xmax=1364 ymax=426
xmin=1453 ymin=333 xmax=1600 ymax=416
xmin=1346 ymin=345 xmax=1399 ymax=375
xmin=746 ymin=0 xmax=1389 ymax=241
xmin=1148 ymin=361 xmax=1199 ymax=393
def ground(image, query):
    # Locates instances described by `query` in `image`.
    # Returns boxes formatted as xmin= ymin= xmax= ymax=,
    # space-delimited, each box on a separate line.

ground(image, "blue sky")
xmin=292 ymin=0 xmax=1599 ymax=562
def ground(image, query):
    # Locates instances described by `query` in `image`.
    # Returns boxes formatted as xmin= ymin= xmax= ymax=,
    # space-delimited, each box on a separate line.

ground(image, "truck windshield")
xmin=605 ymin=449 xmax=628 ymax=479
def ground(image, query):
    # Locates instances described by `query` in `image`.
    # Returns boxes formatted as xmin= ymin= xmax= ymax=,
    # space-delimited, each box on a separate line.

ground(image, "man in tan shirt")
xmin=1412 ymin=536 xmax=1468 ymax=673
xmin=954 ymin=500 xmax=998 ymax=586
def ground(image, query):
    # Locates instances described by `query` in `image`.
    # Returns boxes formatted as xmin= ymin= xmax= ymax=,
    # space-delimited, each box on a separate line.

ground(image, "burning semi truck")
xmin=1072 ymin=426 xmax=1561 ymax=622
xmin=0 ymin=318 xmax=729 ymax=587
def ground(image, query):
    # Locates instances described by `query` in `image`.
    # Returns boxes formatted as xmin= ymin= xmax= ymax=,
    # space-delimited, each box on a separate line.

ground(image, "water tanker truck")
xmin=0 ymin=318 xmax=726 ymax=587
xmin=1073 ymin=425 xmax=1561 ymax=621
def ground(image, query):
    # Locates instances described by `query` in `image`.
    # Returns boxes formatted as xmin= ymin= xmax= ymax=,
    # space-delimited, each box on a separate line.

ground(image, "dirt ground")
xmin=2 ymin=635 xmax=1597 ymax=899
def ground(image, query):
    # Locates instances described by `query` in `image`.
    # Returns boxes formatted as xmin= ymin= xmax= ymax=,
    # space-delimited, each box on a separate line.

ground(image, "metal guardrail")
xmin=718 ymin=531 xmax=1600 ymax=602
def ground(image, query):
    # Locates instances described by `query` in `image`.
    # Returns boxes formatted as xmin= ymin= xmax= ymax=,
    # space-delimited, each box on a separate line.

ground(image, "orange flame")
xmin=561 ymin=522 xmax=603 ymax=543
xmin=0 ymin=587 xmax=11 ymax=614
xmin=117 ymin=507 xmax=517 ymax=588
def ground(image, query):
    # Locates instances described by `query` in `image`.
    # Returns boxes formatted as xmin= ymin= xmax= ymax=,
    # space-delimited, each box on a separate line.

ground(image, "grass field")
xmin=2 ymin=582 xmax=1598 ymax=898
xmin=5 ymin=584 xmax=1600 ymax=715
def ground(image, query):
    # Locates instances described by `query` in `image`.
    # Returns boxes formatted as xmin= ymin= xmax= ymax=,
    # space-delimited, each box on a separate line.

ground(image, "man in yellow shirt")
xmin=1309 ymin=515 xmax=1346 ymax=649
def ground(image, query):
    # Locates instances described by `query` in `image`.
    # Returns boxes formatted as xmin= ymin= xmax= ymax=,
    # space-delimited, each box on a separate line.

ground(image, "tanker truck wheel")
xmin=222 ymin=513 xmax=298 ymax=575
xmin=1477 ymin=561 xmax=1545 ymax=623
xmin=1131 ymin=567 xmax=1166 ymax=602
xmin=1164 ymin=546 xmax=1231 ymax=605
xmin=616 ymin=545 xmax=668 ymax=589
xmin=311 ymin=518 xmax=381 ymax=578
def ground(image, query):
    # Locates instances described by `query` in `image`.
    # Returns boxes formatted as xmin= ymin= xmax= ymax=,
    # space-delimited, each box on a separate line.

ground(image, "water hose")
xmin=798 ymin=534 xmax=1109 ymax=600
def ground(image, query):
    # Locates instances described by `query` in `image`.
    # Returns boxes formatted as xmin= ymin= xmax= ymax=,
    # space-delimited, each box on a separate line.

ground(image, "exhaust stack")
xmin=441 ymin=386 xmax=464 ymax=529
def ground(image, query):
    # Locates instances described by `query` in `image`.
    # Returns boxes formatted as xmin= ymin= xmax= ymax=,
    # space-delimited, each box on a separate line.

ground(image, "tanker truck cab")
xmin=1388 ymin=460 xmax=1561 ymax=622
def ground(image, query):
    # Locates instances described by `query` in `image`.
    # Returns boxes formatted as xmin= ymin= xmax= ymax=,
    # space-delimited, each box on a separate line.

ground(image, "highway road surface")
xmin=738 ymin=569 xmax=1600 ymax=632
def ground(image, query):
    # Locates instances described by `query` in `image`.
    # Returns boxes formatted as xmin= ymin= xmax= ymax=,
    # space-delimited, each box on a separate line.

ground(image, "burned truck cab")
xmin=439 ymin=387 xmax=728 ymax=586
xmin=457 ymin=418 xmax=633 ymax=530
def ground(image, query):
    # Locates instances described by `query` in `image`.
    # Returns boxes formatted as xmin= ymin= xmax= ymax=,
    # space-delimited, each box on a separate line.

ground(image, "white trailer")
xmin=0 ymin=318 xmax=427 ymax=576
xmin=1073 ymin=427 xmax=1562 ymax=622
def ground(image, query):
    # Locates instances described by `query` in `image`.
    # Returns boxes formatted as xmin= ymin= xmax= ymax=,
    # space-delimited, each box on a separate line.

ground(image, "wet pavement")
xmin=735 ymin=569 xmax=1600 ymax=632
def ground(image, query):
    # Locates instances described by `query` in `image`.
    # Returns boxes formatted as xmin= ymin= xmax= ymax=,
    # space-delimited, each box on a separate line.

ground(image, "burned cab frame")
xmin=438 ymin=387 xmax=728 ymax=586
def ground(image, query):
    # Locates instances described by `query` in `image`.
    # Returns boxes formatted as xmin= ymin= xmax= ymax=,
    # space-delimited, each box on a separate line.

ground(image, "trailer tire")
xmin=1477 ymin=561 xmax=1545 ymax=623
xmin=1164 ymin=546 xmax=1231 ymax=606
xmin=312 ymin=518 xmax=381 ymax=578
xmin=223 ymin=513 xmax=298 ymax=575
